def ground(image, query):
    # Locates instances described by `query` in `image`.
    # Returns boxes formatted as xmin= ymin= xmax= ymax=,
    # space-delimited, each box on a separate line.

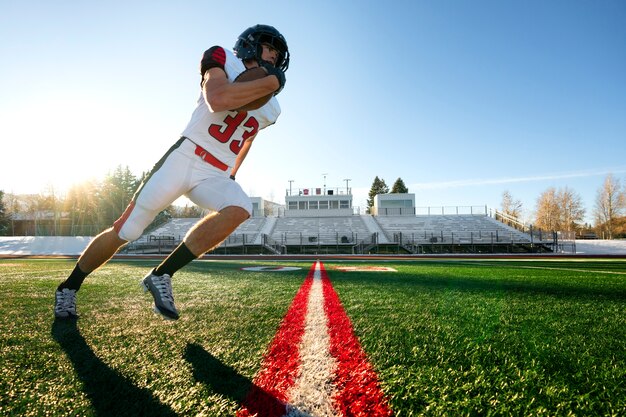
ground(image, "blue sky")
xmin=1 ymin=0 xmax=625 ymax=224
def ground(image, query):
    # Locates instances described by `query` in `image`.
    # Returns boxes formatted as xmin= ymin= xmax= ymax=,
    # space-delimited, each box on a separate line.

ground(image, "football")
xmin=233 ymin=67 xmax=273 ymax=111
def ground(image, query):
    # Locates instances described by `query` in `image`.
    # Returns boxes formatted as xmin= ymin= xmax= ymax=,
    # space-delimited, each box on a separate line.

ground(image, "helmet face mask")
xmin=234 ymin=24 xmax=290 ymax=72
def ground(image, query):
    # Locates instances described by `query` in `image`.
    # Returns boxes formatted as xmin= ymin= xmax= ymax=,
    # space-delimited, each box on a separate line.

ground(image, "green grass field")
xmin=1 ymin=258 xmax=625 ymax=416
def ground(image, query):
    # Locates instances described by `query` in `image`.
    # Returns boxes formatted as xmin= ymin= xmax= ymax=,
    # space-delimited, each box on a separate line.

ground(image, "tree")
xmin=0 ymin=190 xmax=10 ymax=236
xmin=558 ymin=187 xmax=585 ymax=232
xmin=501 ymin=190 xmax=523 ymax=218
xmin=534 ymin=186 xmax=585 ymax=231
xmin=40 ymin=184 xmax=62 ymax=236
xmin=64 ymin=180 xmax=102 ymax=235
xmin=98 ymin=165 xmax=140 ymax=226
xmin=593 ymin=174 xmax=626 ymax=239
xmin=366 ymin=176 xmax=389 ymax=213
xmin=534 ymin=187 xmax=559 ymax=230
xmin=391 ymin=178 xmax=409 ymax=193
xmin=178 ymin=204 xmax=204 ymax=218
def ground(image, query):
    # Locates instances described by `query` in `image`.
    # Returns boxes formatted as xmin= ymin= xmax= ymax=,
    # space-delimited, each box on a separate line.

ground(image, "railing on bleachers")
xmin=415 ymin=206 xmax=488 ymax=216
xmin=119 ymin=204 xmax=569 ymax=255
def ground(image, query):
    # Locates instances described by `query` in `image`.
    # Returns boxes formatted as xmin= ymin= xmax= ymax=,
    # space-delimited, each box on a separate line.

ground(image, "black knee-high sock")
xmin=57 ymin=264 xmax=89 ymax=292
xmin=154 ymin=242 xmax=197 ymax=277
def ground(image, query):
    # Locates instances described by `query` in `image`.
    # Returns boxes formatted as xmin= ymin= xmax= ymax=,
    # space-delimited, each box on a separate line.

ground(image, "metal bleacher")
xmin=124 ymin=203 xmax=557 ymax=255
xmin=150 ymin=218 xmax=199 ymax=239
xmin=375 ymin=215 xmax=532 ymax=245
xmin=270 ymin=216 xmax=371 ymax=246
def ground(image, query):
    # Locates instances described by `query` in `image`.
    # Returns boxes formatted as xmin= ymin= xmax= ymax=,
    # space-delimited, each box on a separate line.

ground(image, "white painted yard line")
xmin=515 ymin=265 xmax=626 ymax=275
xmin=0 ymin=269 xmax=71 ymax=278
xmin=285 ymin=262 xmax=339 ymax=417
xmin=456 ymin=261 xmax=626 ymax=275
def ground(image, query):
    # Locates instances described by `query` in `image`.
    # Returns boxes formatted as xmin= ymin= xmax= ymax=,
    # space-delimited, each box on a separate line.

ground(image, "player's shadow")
xmin=184 ymin=342 xmax=286 ymax=416
xmin=51 ymin=319 xmax=177 ymax=417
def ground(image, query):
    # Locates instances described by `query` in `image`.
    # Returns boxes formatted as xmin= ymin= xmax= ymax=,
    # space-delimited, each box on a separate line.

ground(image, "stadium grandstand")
xmin=120 ymin=185 xmax=572 ymax=255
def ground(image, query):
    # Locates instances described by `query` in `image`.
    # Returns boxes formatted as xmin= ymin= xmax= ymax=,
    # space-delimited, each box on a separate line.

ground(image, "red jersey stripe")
xmin=212 ymin=46 xmax=226 ymax=66
xmin=112 ymin=201 xmax=135 ymax=235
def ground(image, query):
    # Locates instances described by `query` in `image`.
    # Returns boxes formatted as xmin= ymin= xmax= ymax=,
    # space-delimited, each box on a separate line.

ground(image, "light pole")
xmin=288 ymin=180 xmax=294 ymax=196
xmin=344 ymin=178 xmax=351 ymax=195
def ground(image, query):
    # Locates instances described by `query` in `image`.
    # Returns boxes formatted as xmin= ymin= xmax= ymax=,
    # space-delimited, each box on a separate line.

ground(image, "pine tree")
xmin=367 ymin=176 xmax=389 ymax=213
xmin=98 ymin=165 xmax=140 ymax=226
xmin=65 ymin=180 xmax=101 ymax=235
xmin=391 ymin=178 xmax=409 ymax=193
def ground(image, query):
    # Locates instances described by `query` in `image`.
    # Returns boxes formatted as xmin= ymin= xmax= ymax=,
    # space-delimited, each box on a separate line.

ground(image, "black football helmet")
xmin=234 ymin=24 xmax=290 ymax=72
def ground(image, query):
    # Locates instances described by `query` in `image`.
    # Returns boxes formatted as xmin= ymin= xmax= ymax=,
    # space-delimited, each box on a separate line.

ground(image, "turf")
xmin=0 ymin=258 xmax=625 ymax=416
xmin=326 ymin=259 xmax=626 ymax=416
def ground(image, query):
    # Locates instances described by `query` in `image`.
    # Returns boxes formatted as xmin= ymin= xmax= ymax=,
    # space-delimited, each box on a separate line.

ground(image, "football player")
xmin=54 ymin=24 xmax=289 ymax=320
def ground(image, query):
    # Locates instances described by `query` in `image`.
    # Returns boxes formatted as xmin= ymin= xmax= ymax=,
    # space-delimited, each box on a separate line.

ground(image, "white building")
xmin=372 ymin=193 xmax=416 ymax=216
xmin=284 ymin=187 xmax=353 ymax=217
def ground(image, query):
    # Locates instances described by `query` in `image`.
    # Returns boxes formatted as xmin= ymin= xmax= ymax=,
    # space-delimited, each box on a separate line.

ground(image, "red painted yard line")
xmin=237 ymin=263 xmax=315 ymax=417
xmin=320 ymin=262 xmax=393 ymax=416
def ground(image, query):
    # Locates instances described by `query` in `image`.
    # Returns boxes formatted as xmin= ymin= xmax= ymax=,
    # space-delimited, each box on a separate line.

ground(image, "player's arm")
xmin=203 ymin=68 xmax=278 ymax=113
xmin=230 ymin=134 xmax=256 ymax=179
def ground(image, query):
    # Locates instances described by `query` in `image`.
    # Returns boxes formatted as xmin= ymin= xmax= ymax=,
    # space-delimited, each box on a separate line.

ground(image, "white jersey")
xmin=181 ymin=47 xmax=281 ymax=169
